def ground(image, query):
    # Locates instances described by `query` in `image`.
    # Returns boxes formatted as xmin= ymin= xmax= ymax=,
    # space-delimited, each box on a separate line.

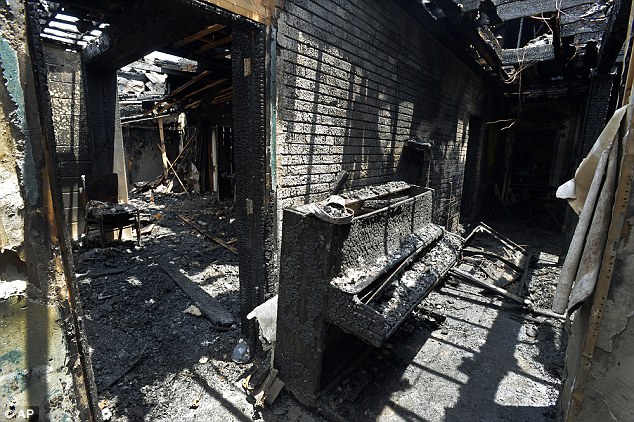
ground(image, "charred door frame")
xmin=80 ymin=1 xmax=275 ymax=347
xmin=25 ymin=4 xmax=275 ymax=414
xmin=232 ymin=26 xmax=277 ymax=345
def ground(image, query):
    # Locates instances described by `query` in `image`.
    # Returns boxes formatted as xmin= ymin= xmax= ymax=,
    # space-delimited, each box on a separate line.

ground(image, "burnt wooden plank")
xmin=459 ymin=0 xmax=596 ymax=15
xmin=160 ymin=263 xmax=235 ymax=328
xmin=194 ymin=35 xmax=233 ymax=54
xmin=172 ymin=24 xmax=225 ymax=48
xmin=501 ymin=44 xmax=555 ymax=64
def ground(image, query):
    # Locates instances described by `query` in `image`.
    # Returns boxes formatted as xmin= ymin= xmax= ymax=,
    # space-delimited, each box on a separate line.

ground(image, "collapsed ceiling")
xmin=37 ymin=0 xmax=234 ymax=117
xmin=36 ymin=0 xmax=630 ymax=109
xmin=400 ymin=0 xmax=628 ymax=93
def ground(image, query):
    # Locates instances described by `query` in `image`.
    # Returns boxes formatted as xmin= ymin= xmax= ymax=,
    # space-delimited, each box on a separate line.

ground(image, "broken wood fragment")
xmin=529 ymin=307 xmax=566 ymax=320
xmin=253 ymin=368 xmax=284 ymax=407
xmin=158 ymin=117 xmax=168 ymax=179
xmin=140 ymin=223 xmax=155 ymax=235
xmin=178 ymin=215 xmax=238 ymax=255
xmin=160 ymin=263 xmax=234 ymax=328
xmin=330 ymin=170 xmax=349 ymax=195
xmin=264 ymin=378 xmax=285 ymax=405
xmin=164 ymin=154 xmax=191 ymax=199
xmin=76 ymin=268 xmax=125 ymax=280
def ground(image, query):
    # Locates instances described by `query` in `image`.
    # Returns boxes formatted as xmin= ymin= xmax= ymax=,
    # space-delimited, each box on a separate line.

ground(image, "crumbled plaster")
xmin=1 ymin=37 xmax=40 ymax=210
xmin=0 ymin=38 xmax=26 ymax=253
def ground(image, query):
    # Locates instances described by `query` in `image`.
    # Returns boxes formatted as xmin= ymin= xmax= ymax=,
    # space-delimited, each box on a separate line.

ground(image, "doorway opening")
xmin=34 ymin=0 xmax=268 ymax=418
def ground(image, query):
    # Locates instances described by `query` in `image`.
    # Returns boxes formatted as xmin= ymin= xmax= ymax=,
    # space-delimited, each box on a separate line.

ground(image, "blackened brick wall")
xmin=43 ymin=43 xmax=91 ymax=238
xmin=275 ymin=0 xmax=491 ymax=229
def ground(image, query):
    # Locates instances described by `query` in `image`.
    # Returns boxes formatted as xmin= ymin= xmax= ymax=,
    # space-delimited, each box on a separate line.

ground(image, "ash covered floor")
xmin=75 ymin=193 xmax=565 ymax=421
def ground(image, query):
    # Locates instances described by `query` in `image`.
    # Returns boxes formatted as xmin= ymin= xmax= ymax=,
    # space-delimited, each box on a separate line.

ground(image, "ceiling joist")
xmin=172 ymin=24 xmax=226 ymax=48
xmin=194 ymin=35 xmax=233 ymax=54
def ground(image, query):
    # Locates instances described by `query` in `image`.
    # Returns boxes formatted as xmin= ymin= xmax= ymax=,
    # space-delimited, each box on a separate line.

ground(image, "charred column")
xmin=232 ymin=28 xmax=277 ymax=345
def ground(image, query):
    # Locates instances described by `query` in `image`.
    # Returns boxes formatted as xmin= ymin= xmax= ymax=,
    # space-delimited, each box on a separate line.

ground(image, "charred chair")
xmin=81 ymin=174 xmax=141 ymax=247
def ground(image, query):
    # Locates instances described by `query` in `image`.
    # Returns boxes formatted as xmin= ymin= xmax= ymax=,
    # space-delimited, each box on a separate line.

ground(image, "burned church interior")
xmin=1 ymin=0 xmax=634 ymax=420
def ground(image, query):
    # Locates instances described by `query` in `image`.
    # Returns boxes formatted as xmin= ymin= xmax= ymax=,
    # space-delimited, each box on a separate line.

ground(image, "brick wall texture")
xmin=43 ymin=43 xmax=91 ymax=238
xmin=275 ymin=0 xmax=492 ymax=229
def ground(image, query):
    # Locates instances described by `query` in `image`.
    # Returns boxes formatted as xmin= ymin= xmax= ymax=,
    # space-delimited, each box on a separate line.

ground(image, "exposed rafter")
xmin=435 ymin=0 xmax=510 ymax=79
xmin=194 ymin=35 xmax=233 ymax=54
xmin=172 ymin=24 xmax=225 ymax=48
xmin=82 ymin=0 xmax=219 ymax=69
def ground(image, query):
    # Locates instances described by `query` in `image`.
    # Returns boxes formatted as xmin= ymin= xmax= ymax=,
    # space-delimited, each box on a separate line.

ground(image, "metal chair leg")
xmin=136 ymin=212 xmax=141 ymax=246
xmin=99 ymin=218 xmax=106 ymax=248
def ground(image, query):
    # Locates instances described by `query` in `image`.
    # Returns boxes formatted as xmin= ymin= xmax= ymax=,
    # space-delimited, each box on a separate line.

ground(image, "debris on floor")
xmin=451 ymin=222 xmax=532 ymax=305
xmin=75 ymin=192 xmax=567 ymax=421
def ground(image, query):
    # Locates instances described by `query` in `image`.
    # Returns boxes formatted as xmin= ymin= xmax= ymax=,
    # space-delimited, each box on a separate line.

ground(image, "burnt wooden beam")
xmin=194 ymin=35 xmax=233 ymax=54
xmin=395 ymin=0 xmax=504 ymax=85
xmin=435 ymin=0 xmax=509 ymax=79
xmin=160 ymin=263 xmax=234 ymax=328
xmin=172 ymin=24 xmax=225 ymax=48
xmin=143 ymin=70 xmax=226 ymax=115
xmin=158 ymin=46 xmax=232 ymax=71
xmin=82 ymin=0 xmax=212 ymax=69
xmin=501 ymin=44 xmax=555 ymax=64
xmin=57 ymin=0 xmax=127 ymax=13
xmin=561 ymin=19 xmax=609 ymax=37
xmin=499 ymin=79 xmax=589 ymax=96
xmin=479 ymin=25 xmax=502 ymax=56
xmin=597 ymin=0 xmax=632 ymax=74
xmin=459 ymin=0 xmax=597 ymax=16
xmin=552 ymin=14 xmax=562 ymax=58
xmin=183 ymin=78 xmax=229 ymax=98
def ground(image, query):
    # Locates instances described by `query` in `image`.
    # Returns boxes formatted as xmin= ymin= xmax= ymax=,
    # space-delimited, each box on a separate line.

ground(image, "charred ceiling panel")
xmin=405 ymin=0 xmax=616 ymax=94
